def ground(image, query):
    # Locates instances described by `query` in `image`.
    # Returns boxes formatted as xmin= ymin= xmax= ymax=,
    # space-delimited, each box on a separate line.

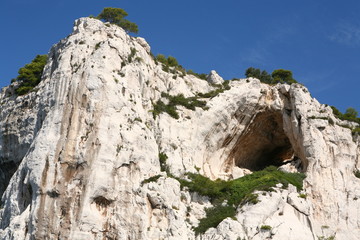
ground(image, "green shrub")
xmin=187 ymin=69 xmax=207 ymax=80
xmin=167 ymin=56 xmax=178 ymax=67
xmin=162 ymin=64 xmax=170 ymax=73
xmin=194 ymin=205 xmax=236 ymax=235
xmin=177 ymin=166 xmax=305 ymax=235
xmin=177 ymin=65 xmax=187 ymax=77
xmin=154 ymin=53 xmax=207 ymax=80
xmin=128 ymin=47 xmax=137 ymax=63
xmin=198 ymin=88 xmax=224 ymax=99
xmin=331 ymin=106 xmax=360 ymax=124
xmin=133 ymin=117 xmax=142 ymax=123
xmin=222 ymin=80 xmax=230 ymax=89
xmin=97 ymin=7 xmax=138 ymax=34
xmin=159 ymin=152 xmax=169 ymax=173
xmin=162 ymin=93 xmax=206 ymax=111
xmin=271 ymin=69 xmax=297 ymax=84
xmin=241 ymin=193 xmax=259 ymax=205
xmin=152 ymin=99 xmax=179 ymax=119
xmin=95 ymin=42 xmax=101 ymax=50
xmin=352 ymin=127 xmax=360 ymax=135
xmin=197 ymin=81 xmax=231 ymax=99
xmin=156 ymin=54 xmax=167 ymax=64
xmin=141 ymin=175 xmax=162 ymax=186
xmin=156 ymin=54 xmax=183 ymax=75
xmin=299 ymin=193 xmax=307 ymax=199
xmin=245 ymin=67 xmax=297 ymax=85
xmin=331 ymin=106 xmax=343 ymax=119
xmin=15 ymin=86 xmax=36 ymax=96
xmin=152 ymin=93 xmax=207 ymax=119
xmin=245 ymin=67 xmax=272 ymax=84
xmin=260 ymin=225 xmax=272 ymax=231
xmin=135 ymin=56 xmax=143 ymax=63
xmin=155 ymin=54 xmax=179 ymax=67
xmin=180 ymin=166 xmax=305 ymax=206
xmin=14 ymin=55 xmax=48 ymax=95
xmin=318 ymin=236 xmax=335 ymax=240
xmin=338 ymin=123 xmax=352 ymax=129
xmin=344 ymin=107 xmax=358 ymax=119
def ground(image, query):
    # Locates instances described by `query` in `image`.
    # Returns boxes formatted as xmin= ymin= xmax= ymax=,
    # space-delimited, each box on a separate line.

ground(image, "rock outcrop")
xmin=0 ymin=17 xmax=359 ymax=240
xmin=207 ymin=70 xmax=224 ymax=85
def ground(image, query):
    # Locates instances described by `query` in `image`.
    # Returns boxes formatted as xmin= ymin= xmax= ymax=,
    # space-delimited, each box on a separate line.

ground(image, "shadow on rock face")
xmin=226 ymin=110 xmax=302 ymax=172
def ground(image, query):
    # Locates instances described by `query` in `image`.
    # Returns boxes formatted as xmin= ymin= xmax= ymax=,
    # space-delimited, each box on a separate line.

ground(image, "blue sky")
xmin=1 ymin=0 xmax=359 ymax=112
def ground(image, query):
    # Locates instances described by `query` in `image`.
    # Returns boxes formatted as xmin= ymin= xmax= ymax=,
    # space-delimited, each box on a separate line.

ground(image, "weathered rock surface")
xmin=207 ymin=70 xmax=224 ymax=85
xmin=0 ymin=17 xmax=359 ymax=239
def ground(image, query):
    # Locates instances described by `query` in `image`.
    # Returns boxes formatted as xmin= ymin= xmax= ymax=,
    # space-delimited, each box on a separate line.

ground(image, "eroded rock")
xmin=0 ymin=17 xmax=359 ymax=240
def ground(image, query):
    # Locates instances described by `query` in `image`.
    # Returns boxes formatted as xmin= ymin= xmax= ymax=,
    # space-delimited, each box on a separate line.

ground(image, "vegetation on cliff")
xmin=152 ymin=81 xmax=231 ymax=120
xmin=331 ymin=106 xmax=360 ymax=124
xmin=96 ymin=7 xmax=138 ymax=34
xmin=245 ymin=67 xmax=297 ymax=85
xmin=152 ymin=92 xmax=208 ymax=119
xmin=13 ymin=54 xmax=48 ymax=95
xmin=177 ymin=166 xmax=305 ymax=235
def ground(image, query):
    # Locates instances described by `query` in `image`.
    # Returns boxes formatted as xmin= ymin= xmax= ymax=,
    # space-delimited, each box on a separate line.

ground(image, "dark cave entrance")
xmin=0 ymin=160 xmax=19 ymax=197
xmin=228 ymin=110 xmax=300 ymax=172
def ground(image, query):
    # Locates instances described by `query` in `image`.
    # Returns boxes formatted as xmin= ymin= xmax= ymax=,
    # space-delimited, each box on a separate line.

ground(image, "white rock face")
xmin=0 ymin=17 xmax=359 ymax=240
xmin=207 ymin=70 xmax=224 ymax=84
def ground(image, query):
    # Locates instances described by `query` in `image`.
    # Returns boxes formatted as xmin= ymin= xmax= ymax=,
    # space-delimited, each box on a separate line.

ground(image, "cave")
xmin=0 ymin=160 xmax=19 ymax=197
xmin=228 ymin=110 xmax=299 ymax=171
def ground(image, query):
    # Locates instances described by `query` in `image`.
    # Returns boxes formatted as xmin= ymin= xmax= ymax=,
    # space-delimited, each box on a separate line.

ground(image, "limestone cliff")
xmin=0 ymin=17 xmax=359 ymax=240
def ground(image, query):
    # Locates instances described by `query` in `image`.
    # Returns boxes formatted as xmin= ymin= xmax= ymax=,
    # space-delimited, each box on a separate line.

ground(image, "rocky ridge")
xmin=0 ymin=17 xmax=359 ymax=239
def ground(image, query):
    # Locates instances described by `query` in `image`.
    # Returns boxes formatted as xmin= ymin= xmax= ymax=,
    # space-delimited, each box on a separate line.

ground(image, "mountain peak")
xmin=0 ymin=17 xmax=359 ymax=240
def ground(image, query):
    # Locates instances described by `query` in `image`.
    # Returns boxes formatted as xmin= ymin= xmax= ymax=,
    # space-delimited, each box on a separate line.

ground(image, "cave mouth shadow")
xmin=229 ymin=110 xmax=301 ymax=172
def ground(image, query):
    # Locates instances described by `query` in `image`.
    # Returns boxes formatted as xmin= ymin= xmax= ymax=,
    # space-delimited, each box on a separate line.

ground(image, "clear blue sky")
xmin=1 ymin=0 xmax=359 ymax=113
